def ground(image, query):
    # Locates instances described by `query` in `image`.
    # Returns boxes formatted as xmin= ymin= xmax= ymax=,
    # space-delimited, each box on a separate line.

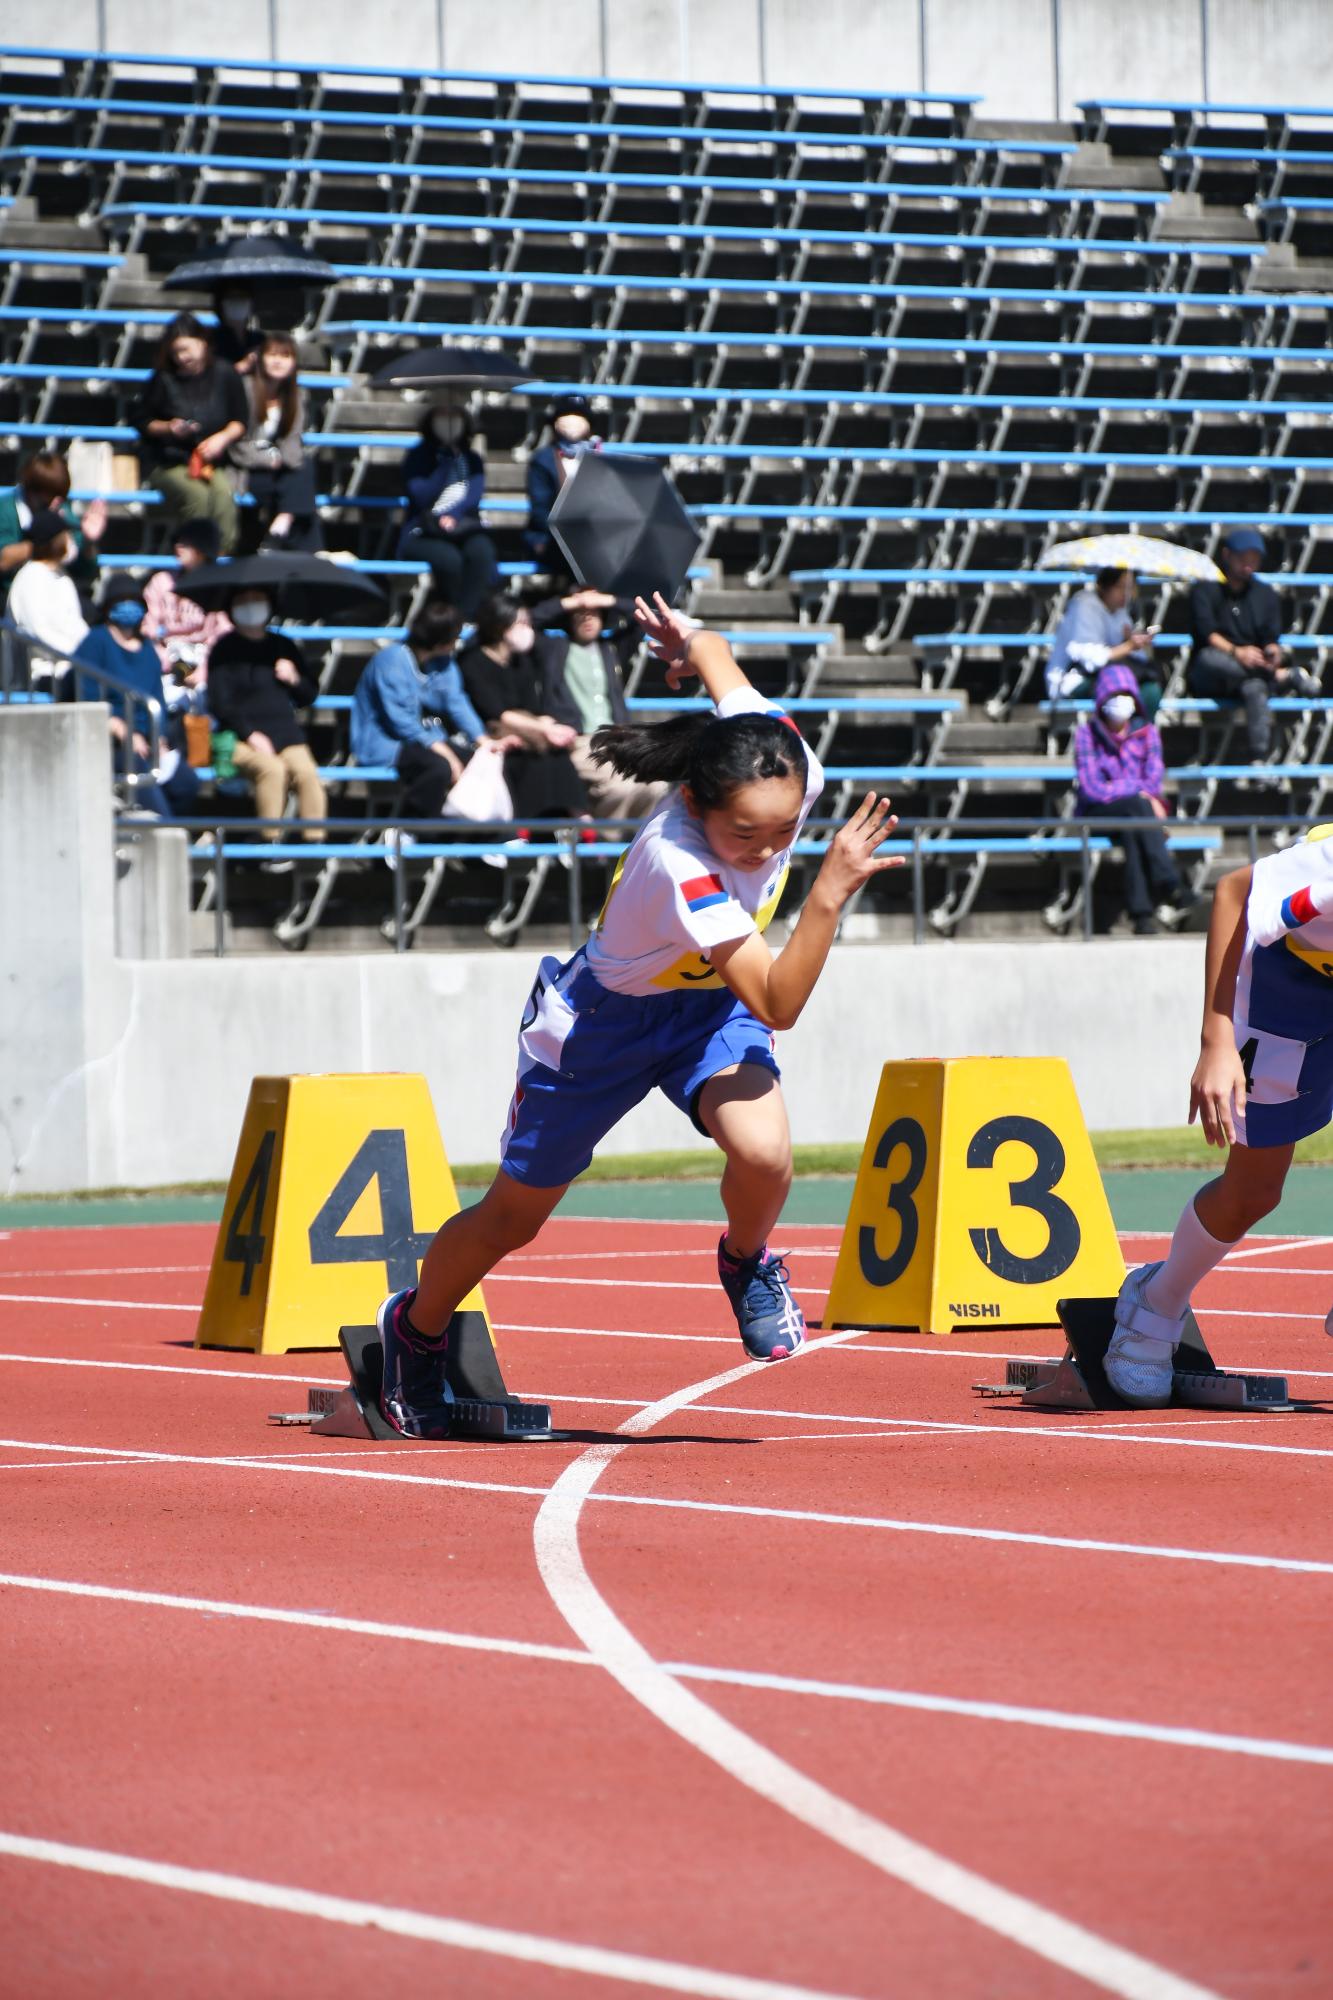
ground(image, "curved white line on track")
xmin=532 ymin=1337 xmax=1221 ymax=2000
xmin=0 ymin=1832 xmax=867 ymax=2000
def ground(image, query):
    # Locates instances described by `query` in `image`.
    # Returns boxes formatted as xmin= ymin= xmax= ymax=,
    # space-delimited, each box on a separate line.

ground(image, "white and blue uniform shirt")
xmin=584 ymin=686 xmax=825 ymax=995
xmin=1232 ymin=827 xmax=1333 ymax=1147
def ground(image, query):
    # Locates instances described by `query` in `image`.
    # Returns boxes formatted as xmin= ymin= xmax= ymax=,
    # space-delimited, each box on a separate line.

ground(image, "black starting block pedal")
xmin=268 ymin=1315 xmax=563 ymax=1441
xmin=972 ymin=1295 xmax=1295 ymax=1413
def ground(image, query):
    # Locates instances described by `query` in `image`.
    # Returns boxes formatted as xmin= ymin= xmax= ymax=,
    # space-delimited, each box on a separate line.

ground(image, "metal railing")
xmin=121 ymin=808 xmax=1297 ymax=958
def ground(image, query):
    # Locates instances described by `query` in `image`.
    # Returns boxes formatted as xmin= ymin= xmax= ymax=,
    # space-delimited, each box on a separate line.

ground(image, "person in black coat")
xmin=457 ymin=594 xmax=589 ymax=824
xmin=524 ymin=393 xmax=601 ymax=578
xmin=531 ymin=589 xmax=666 ymax=822
xmin=207 ymin=584 xmax=326 ymax=844
xmin=133 ymin=313 xmax=248 ymax=552
xmin=396 ymin=404 xmax=499 ymax=618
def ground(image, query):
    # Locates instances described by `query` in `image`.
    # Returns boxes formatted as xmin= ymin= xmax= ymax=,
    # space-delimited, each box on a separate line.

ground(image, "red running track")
xmin=0 ymin=1216 xmax=1331 ymax=1999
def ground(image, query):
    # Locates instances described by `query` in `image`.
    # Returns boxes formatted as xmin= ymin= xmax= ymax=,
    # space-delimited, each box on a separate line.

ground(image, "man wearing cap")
xmin=524 ymin=393 xmax=601 ymax=575
xmin=1186 ymin=528 xmax=1318 ymax=762
xmin=5 ymin=509 xmax=91 ymax=673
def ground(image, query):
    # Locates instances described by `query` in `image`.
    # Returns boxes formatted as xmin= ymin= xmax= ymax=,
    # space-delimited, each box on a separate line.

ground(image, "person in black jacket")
xmin=531 ymin=588 xmax=666 ymax=822
xmin=1186 ymin=528 xmax=1320 ymax=761
xmin=134 ymin=313 xmax=248 ymax=553
xmin=396 ymin=404 xmax=499 ymax=618
xmin=524 ymin=392 xmax=601 ymax=577
xmin=207 ymin=585 xmax=326 ymax=845
xmin=457 ymin=595 xmax=589 ymax=823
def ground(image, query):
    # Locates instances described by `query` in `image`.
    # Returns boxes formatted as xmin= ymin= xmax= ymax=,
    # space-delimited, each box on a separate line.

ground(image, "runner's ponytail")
xmin=590 ymin=710 xmax=804 ymax=809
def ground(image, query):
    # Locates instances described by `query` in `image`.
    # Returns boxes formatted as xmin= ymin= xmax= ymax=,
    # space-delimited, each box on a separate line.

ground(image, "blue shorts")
xmin=1235 ymin=942 xmax=1333 ymax=1148
xmin=500 ymin=950 xmax=781 ymax=1188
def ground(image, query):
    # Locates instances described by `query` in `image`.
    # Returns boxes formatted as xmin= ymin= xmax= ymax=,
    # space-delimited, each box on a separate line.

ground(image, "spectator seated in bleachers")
xmin=1187 ymin=527 xmax=1321 ymax=764
xmin=73 ymin=577 xmax=200 ymax=820
xmin=457 ymin=594 xmax=591 ymax=826
xmin=133 ymin=313 xmax=248 ymax=555
xmin=351 ymin=596 xmax=506 ymax=819
xmin=0 ymin=449 xmax=104 ymax=613
xmin=1075 ymin=664 xmax=1196 ymax=938
xmin=231 ymin=332 xmax=323 ymax=555
xmin=1045 ymin=567 xmax=1161 ymax=715
xmin=532 ymin=587 xmax=667 ymax=824
xmin=396 ymin=401 xmax=499 ymax=621
xmin=524 ymin=393 xmax=601 ymax=577
xmin=206 ymin=584 xmax=326 ymax=854
xmin=210 ymin=283 xmax=262 ymax=374
xmin=6 ymin=509 xmax=90 ymax=677
xmin=144 ymin=519 xmax=231 ymax=687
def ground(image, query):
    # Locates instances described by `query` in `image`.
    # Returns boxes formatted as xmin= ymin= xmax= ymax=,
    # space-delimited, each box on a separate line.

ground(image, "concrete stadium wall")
xmin=64 ymin=1 xmax=1333 ymax=122
xmin=2 ymin=704 xmax=1204 ymax=1195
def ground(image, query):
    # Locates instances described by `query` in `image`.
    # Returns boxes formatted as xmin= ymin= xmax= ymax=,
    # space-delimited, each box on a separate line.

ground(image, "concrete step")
xmin=943 ymin=719 xmax=1044 ymax=755
xmin=1153 ymin=192 xmax=1258 ymax=242
xmin=1064 ymin=142 xmax=1165 ymax=192
xmin=693 ymin=586 xmax=795 ymax=620
xmin=817 ymin=652 xmax=918 ymax=689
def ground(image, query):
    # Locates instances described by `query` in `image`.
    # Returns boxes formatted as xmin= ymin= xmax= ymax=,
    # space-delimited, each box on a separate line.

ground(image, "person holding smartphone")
xmin=1045 ymin=567 xmax=1161 ymax=715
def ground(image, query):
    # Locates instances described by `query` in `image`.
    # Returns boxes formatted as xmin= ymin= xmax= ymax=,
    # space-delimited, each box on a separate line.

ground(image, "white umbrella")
xmin=1039 ymin=533 xmax=1224 ymax=583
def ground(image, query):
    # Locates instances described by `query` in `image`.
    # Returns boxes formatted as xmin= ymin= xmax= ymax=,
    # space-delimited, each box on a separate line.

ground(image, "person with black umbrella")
xmin=396 ymin=403 xmax=499 ymax=620
xmin=206 ymin=582 xmax=326 ymax=850
xmin=524 ymin=392 xmax=601 ymax=575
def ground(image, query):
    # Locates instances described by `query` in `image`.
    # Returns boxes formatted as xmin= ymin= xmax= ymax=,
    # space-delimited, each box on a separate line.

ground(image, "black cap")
xmin=97 ymin=574 xmax=148 ymax=616
xmin=27 ymin=507 xmax=67 ymax=549
xmin=172 ymin=517 xmax=221 ymax=561
xmin=550 ymin=393 xmax=593 ymax=423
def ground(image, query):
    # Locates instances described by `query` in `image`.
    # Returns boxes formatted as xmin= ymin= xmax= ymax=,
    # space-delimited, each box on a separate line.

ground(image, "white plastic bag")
xmin=443 ymin=739 xmax=513 ymax=824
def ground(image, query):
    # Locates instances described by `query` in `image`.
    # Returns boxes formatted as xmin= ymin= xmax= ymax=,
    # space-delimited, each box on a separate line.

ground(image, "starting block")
xmin=269 ymin=1312 xmax=564 ymax=1441
xmin=973 ymin=1295 xmax=1295 ymax=1413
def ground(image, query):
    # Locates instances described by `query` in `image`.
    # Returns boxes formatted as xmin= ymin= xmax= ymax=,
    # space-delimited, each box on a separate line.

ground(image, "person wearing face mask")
xmin=0 ymin=449 xmax=104 ymax=611
xmin=457 ymin=593 xmax=590 ymax=823
xmin=133 ymin=313 xmax=248 ymax=553
xmin=207 ymin=589 xmax=326 ymax=847
xmin=396 ymin=404 xmax=499 ymax=620
xmin=1075 ymin=664 xmax=1196 ymax=936
xmin=231 ymin=332 xmax=322 ymax=553
xmin=5 ymin=510 xmax=90 ymax=675
xmin=73 ymin=578 xmax=200 ymax=818
xmin=524 ymin=393 xmax=601 ymax=574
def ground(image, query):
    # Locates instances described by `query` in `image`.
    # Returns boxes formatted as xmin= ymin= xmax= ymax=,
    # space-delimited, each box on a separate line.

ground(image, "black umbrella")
xmin=548 ymin=451 xmax=701 ymax=603
xmin=163 ymin=236 xmax=337 ymax=292
xmin=370 ymin=344 xmax=538 ymax=392
xmin=174 ymin=553 xmax=387 ymax=622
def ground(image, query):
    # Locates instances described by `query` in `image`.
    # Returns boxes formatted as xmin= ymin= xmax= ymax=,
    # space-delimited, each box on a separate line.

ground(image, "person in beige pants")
xmin=206 ymin=585 xmax=326 ymax=845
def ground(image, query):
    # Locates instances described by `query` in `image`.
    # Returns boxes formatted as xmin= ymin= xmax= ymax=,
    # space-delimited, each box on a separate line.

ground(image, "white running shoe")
xmin=1104 ymin=1262 xmax=1187 ymax=1409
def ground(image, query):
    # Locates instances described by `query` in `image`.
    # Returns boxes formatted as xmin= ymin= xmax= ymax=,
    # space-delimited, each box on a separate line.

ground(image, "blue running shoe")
xmin=717 ymin=1238 xmax=805 ymax=1361
xmin=377 ymin=1288 xmax=456 ymax=1438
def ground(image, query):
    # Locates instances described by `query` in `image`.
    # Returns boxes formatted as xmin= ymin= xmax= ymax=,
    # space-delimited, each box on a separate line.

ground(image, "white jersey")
xmin=583 ymin=686 xmax=824 ymax=996
xmin=1236 ymin=827 xmax=1333 ymax=1039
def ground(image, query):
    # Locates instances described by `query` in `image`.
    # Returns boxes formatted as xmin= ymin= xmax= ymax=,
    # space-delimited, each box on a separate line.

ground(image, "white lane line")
xmin=2 ymin=1344 xmax=1331 ymax=1453
xmin=0 ymin=1832 xmax=859 ymax=2000
xmin=1223 ymin=1236 xmax=1333 ymax=1262
xmin=506 ymin=1248 xmax=841 ymax=1266
xmin=0 ymin=1293 xmax=196 ymax=1313
xmin=2 ymin=1433 xmax=1331 ymax=1573
xmin=0 ymin=1265 xmax=211 ymax=1279
xmin=0 ymin=1352 xmax=335 ymax=1385
xmin=5 ymin=1570 xmax=1331 ymax=1770
xmin=534 ymin=1344 xmax=1221 ymax=2000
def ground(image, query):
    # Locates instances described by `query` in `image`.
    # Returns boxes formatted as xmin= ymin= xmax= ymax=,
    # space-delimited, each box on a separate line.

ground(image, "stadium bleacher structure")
xmin=2 ymin=43 xmax=1333 ymax=950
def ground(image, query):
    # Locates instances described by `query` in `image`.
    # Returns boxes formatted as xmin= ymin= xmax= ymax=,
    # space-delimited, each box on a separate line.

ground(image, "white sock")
xmin=1142 ymin=1199 xmax=1234 ymax=1320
